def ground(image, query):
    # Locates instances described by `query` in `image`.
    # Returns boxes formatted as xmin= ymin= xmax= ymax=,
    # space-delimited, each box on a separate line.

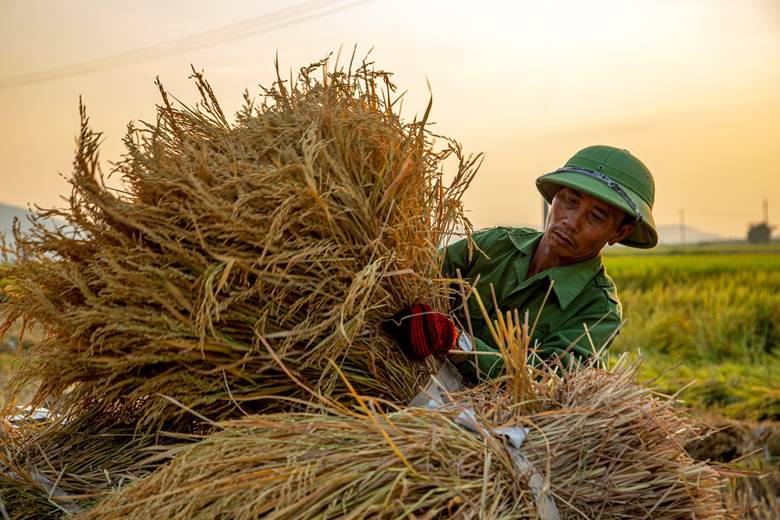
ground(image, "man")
xmin=387 ymin=145 xmax=658 ymax=380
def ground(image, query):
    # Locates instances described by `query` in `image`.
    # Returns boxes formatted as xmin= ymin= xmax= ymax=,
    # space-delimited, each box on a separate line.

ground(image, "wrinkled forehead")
xmin=556 ymin=186 xmax=626 ymax=216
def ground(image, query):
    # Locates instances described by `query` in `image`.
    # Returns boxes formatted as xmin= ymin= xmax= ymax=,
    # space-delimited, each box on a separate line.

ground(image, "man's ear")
xmin=609 ymin=222 xmax=636 ymax=245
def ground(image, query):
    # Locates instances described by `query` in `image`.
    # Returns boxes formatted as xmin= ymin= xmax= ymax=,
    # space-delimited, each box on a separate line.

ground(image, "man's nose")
xmin=562 ymin=210 xmax=585 ymax=232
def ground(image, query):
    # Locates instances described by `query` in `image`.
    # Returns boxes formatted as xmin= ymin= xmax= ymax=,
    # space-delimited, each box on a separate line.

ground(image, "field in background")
xmin=607 ymin=241 xmax=780 ymax=256
xmin=604 ymin=244 xmax=780 ymax=514
xmin=605 ymin=245 xmax=780 ymax=421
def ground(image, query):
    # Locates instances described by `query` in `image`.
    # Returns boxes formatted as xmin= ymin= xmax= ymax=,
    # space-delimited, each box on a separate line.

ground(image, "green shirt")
xmin=442 ymin=226 xmax=622 ymax=380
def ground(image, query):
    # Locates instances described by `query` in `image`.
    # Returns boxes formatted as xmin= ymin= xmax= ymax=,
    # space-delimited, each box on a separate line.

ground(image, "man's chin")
xmin=546 ymin=244 xmax=574 ymax=263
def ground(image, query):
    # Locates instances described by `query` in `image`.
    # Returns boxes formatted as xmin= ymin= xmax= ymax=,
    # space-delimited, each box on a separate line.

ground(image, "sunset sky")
xmin=1 ymin=0 xmax=778 ymax=240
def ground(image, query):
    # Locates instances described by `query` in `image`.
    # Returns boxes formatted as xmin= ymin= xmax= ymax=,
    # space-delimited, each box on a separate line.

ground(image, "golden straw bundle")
xmin=0 ymin=54 xmax=478 ymax=430
xmin=78 ymin=360 xmax=728 ymax=519
xmin=0 ymin=411 xmax=171 ymax=518
xmin=686 ymin=417 xmax=780 ymax=519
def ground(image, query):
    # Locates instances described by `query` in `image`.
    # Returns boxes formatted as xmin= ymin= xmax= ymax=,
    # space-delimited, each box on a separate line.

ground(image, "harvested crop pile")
xmin=686 ymin=416 xmax=780 ymax=519
xmin=79 ymin=361 xmax=728 ymax=520
xmin=0 ymin=411 xmax=170 ymax=518
xmin=0 ymin=56 xmax=478 ymax=430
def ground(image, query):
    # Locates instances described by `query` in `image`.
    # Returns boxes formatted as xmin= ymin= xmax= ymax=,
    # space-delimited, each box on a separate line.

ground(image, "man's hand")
xmin=384 ymin=303 xmax=458 ymax=360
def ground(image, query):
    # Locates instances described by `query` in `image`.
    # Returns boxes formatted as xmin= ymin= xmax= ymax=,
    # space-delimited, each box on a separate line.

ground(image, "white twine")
xmin=409 ymin=361 xmax=561 ymax=520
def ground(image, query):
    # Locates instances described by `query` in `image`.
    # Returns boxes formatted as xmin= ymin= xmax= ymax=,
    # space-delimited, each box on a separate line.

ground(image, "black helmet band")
xmin=549 ymin=166 xmax=643 ymax=224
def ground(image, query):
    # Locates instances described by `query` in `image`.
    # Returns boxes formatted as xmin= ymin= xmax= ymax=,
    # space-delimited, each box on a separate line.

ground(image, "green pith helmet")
xmin=535 ymin=145 xmax=658 ymax=248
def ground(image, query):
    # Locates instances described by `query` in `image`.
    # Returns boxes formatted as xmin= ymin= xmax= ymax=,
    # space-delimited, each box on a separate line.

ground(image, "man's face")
xmin=544 ymin=186 xmax=636 ymax=262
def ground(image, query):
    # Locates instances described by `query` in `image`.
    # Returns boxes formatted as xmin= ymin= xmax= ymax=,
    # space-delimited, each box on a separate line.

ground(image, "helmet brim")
xmin=536 ymin=171 xmax=658 ymax=249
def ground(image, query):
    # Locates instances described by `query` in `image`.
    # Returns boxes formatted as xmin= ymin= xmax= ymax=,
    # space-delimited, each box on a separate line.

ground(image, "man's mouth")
xmin=552 ymin=229 xmax=575 ymax=248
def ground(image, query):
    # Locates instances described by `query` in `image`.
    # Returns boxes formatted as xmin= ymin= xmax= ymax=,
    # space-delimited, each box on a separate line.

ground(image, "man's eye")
xmin=590 ymin=212 xmax=606 ymax=223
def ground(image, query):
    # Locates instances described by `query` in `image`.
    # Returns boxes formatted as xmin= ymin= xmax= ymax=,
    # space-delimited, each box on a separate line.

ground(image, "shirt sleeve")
xmin=533 ymin=307 xmax=621 ymax=369
xmin=441 ymin=228 xmax=501 ymax=279
xmin=456 ymin=304 xmax=621 ymax=381
xmin=441 ymin=234 xmax=473 ymax=279
xmin=441 ymin=229 xmax=506 ymax=380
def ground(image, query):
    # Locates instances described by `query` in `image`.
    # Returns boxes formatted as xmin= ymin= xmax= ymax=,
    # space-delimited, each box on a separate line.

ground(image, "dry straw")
xmin=78 ymin=307 xmax=729 ymax=519
xmin=686 ymin=417 xmax=780 ymax=519
xmin=0 ymin=53 xmax=478 ymax=430
xmin=0 ymin=410 xmax=174 ymax=518
xmin=77 ymin=359 xmax=729 ymax=519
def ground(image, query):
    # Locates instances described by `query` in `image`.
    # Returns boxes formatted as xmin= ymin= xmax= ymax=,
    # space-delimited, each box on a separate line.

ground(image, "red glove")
xmin=384 ymin=303 xmax=458 ymax=360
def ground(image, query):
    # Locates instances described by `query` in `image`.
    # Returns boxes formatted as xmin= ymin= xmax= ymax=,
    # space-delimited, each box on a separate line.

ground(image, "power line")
xmin=0 ymin=0 xmax=371 ymax=90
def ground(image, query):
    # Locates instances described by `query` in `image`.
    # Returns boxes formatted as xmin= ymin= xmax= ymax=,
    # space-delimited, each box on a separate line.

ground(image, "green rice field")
xmin=604 ymin=244 xmax=780 ymax=516
xmin=605 ymin=246 xmax=780 ymax=421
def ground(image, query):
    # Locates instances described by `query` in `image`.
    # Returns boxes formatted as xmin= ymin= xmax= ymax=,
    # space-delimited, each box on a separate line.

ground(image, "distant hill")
xmin=0 ymin=203 xmax=36 ymax=244
xmin=0 ymin=202 xmax=65 ymax=252
xmin=656 ymin=224 xmax=726 ymax=245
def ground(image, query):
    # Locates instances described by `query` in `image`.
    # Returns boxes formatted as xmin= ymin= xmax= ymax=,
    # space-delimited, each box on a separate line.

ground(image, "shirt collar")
xmin=507 ymin=229 xmax=604 ymax=310
xmin=507 ymin=230 xmax=541 ymax=257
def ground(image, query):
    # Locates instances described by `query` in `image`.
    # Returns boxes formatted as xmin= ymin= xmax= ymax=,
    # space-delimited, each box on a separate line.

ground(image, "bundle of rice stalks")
xmin=0 ymin=53 xmax=478 ymax=429
xmin=80 ymin=360 xmax=728 ymax=519
xmin=0 ymin=410 xmax=172 ymax=519
xmin=686 ymin=416 xmax=780 ymax=520
xmin=731 ymin=479 xmax=780 ymax=520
